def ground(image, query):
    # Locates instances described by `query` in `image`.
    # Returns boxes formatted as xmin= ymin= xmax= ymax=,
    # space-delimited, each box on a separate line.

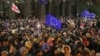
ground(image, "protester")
xmin=1 ymin=51 xmax=8 ymax=56
xmin=0 ymin=17 xmax=100 ymax=56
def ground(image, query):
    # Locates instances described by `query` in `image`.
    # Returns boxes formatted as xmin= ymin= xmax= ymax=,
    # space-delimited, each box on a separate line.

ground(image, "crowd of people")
xmin=0 ymin=17 xmax=100 ymax=56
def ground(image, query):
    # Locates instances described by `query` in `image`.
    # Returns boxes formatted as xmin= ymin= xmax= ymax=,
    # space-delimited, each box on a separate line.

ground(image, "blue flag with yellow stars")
xmin=45 ymin=14 xmax=62 ymax=30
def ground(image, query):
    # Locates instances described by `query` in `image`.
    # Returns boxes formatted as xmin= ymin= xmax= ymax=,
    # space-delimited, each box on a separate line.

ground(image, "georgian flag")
xmin=11 ymin=3 xmax=20 ymax=13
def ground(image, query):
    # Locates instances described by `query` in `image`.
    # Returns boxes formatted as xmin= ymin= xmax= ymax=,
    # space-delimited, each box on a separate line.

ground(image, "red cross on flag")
xmin=11 ymin=3 xmax=20 ymax=13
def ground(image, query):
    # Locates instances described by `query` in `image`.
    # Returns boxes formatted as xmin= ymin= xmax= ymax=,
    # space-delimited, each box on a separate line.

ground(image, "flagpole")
xmin=40 ymin=4 xmax=45 ymax=19
xmin=35 ymin=0 xmax=38 ymax=17
xmin=16 ymin=3 xmax=18 ymax=19
xmin=10 ymin=0 xmax=15 ymax=19
xmin=49 ymin=0 xmax=53 ymax=14
xmin=62 ymin=0 xmax=66 ymax=17
xmin=25 ymin=0 xmax=32 ymax=18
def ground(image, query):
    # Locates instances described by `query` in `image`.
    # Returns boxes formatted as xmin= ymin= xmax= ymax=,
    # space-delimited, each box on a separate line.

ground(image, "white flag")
xmin=11 ymin=3 xmax=20 ymax=13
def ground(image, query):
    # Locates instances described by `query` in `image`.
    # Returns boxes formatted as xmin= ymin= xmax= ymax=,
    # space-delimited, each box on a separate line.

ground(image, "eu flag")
xmin=80 ymin=9 xmax=90 ymax=18
xmin=89 ymin=13 xmax=96 ymax=19
xmin=45 ymin=14 xmax=62 ymax=30
xmin=39 ymin=0 xmax=47 ymax=5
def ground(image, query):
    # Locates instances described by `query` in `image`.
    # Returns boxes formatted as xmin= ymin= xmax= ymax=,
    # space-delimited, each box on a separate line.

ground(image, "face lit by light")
xmin=37 ymin=23 xmax=41 ymax=29
xmin=37 ymin=24 xmax=40 ymax=28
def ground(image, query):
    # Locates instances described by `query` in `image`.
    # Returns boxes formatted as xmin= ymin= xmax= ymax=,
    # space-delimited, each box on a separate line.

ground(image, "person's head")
xmin=63 ymin=32 xmax=67 ymax=37
xmin=63 ymin=45 xmax=71 ymax=53
xmin=91 ymin=50 xmax=95 ymax=56
xmin=47 ymin=37 xmax=54 ymax=47
xmin=95 ymin=53 xmax=100 ymax=56
xmin=20 ymin=47 xmax=28 ymax=56
xmin=75 ymin=50 xmax=83 ymax=56
xmin=44 ymin=32 xmax=48 ymax=37
xmin=3 ymin=39 xmax=9 ymax=46
xmin=58 ymin=40 xmax=64 ymax=48
xmin=36 ymin=49 xmax=43 ymax=56
xmin=43 ymin=47 xmax=49 ymax=53
xmin=1 ymin=32 xmax=6 ymax=36
xmin=76 ymin=42 xmax=84 ymax=51
xmin=1 ymin=51 xmax=8 ymax=56
xmin=39 ymin=39 xmax=44 ymax=47
xmin=25 ymin=41 xmax=33 ymax=50
xmin=54 ymin=48 xmax=59 ymax=55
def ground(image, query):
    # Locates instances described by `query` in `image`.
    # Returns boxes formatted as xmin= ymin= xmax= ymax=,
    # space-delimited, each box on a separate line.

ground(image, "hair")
xmin=74 ymin=50 xmax=83 ymax=56
xmin=64 ymin=46 xmax=69 ymax=51
xmin=83 ymin=47 xmax=91 ymax=56
xmin=35 ymin=49 xmax=42 ymax=56
xmin=63 ymin=45 xmax=71 ymax=53
xmin=76 ymin=42 xmax=84 ymax=50
xmin=1 ymin=51 xmax=8 ymax=55
xmin=20 ymin=47 xmax=28 ymax=54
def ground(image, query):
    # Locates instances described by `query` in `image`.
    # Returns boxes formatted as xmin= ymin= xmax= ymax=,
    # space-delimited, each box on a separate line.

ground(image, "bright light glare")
xmin=37 ymin=23 xmax=41 ymax=29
